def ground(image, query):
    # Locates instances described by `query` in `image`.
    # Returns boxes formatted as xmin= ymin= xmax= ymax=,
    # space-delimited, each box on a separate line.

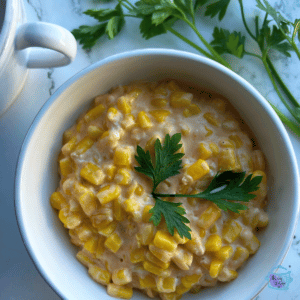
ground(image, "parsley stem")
xmin=238 ymin=0 xmax=256 ymax=40
xmin=244 ymin=51 xmax=262 ymax=59
xmin=153 ymin=193 xmax=198 ymax=198
xmin=167 ymin=28 xmax=215 ymax=60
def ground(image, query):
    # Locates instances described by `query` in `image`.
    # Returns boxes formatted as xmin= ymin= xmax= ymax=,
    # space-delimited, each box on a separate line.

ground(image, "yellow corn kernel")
xmin=232 ymin=247 xmax=249 ymax=268
xmin=114 ymin=199 xmax=125 ymax=221
xmin=95 ymin=236 xmax=106 ymax=258
xmin=198 ymin=143 xmax=212 ymax=160
xmin=167 ymin=80 xmax=181 ymax=92
xmin=204 ymin=112 xmax=220 ymax=127
xmin=210 ymin=224 xmax=218 ymax=234
xmin=61 ymin=136 xmax=77 ymax=156
xmin=107 ymin=107 xmax=121 ymax=122
xmin=251 ymin=170 xmax=267 ymax=198
xmin=129 ymin=88 xmax=142 ymax=98
xmin=63 ymin=129 xmax=74 ymax=144
xmin=117 ymin=96 xmax=132 ymax=114
xmin=87 ymin=125 xmax=104 ymax=140
xmin=199 ymin=228 xmax=206 ymax=238
xmin=76 ymin=119 xmax=85 ymax=133
xmin=229 ymin=135 xmax=243 ymax=148
xmin=186 ymin=159 xmax=210 ymax=181
xmin=211 ymin=98 xmax=226 ymax=112
xmin=121 ymin=114 xmax=135 ymax=129
xmin=114 ymin=146 xmax=132 ymax=166
xmin=218 ymin=148 xmax=237 ymax=170
xmin=198 ymin=204 xmax=221 ymax=229
xmin=137 ymin=111 xmax=153 ymax=129
xmin=50 ymin=191 xmax=67 ymax=210
xmin=115 ymin=168 xmax=131 ymax=185
xmin=58 ymin=207 xmax=82 ymax=229
xmin=142 ymin=205 xmax=154 ymax=222
xmin=183 ymin=104 xmax=201 ymax=117
xmin=209 ymin=142 xmax=219 ymax=155
xmin=73 ymin=137 xmax=94 ymax=155
xmin=130 ymin=248 xmax=145 ymax=264
xmin=251 ymin=150 xmax=265 ymax=171
xmin=97 ymin=185 xmax=121 ymax=204
xmin=123 ymin=198 xmax=140 ymax=213
xmin=80 ymin=163 xmax=105 ymax=185
xmin=157 ymin=277 xmax=176 ymax=293
xmin=151 ymin=97 xmax=168 ymax=108
xmin=153 ymin=84 xmax=168 ymax=96
xmin=176 ymin=283 xmax=190 ymax=295
xmin=98 ymin=221 xmax=117 ymax=236
xmin=78 ymin=191 xmax=98 ymax=216
xmin=205 ymin=234 xmax=222 ymax=252
xmin=84 ymin=236 xmax=98 ymax=254
xmin=135 ymin=184 xmax=144 ymax=196
xmin=107 ymin=284 xmax=133 ymax=299
xmin=218 ymin=268 xmax=238 ymax=282
xmin=210 ymin=259 xmax=223 ymax=278
xmin=76 ymin=250 xmax=94 ymax=266
xmin=112 ymin=268 xmax=132 ymax=285
xmin=219 ymin=139 xmax=235 ymax=148
xmin=104 ymin=164 xmax=117 ymax=181
xmin=222 ymin=220 xmax=242 ymax=243
xmin=145 ymin=135 xmax=162 ymax=156
xmin=215 ymin=246 xmax=233 ymax=261
xmin=149 ymin=243 xmax=175 ymax=263
xmin=91 ymin=207 xmax=113 ymax=226
xmin=153 ymin=230 xmax=177 ymax=252
xmin=73 ymin=223 xmax=94 ymax=242
xmin=138 ymin=224 xmax=155 ymax=246
xmin=174 ymin=231 xmax=189 ymax=244
xmin=149 ymin=109 xmax=170 ymax=123
xmin=242 ymin=232 xmax=260 ymax=254
xmin=181 ymin=274 xmax=202 ymax=288
xmin=146 ymin=251 xmax=170 ymax=269
xmin=185 ymin=231 xmax=205 ymax=256
xmin=170 ymin=91 xmax=192 ymax=108
xmin=84 ymin=104 xmax=105 ymax=123
xmin=59 ymin=157 xmax=73 ymax=177
xmin=104 ymin=233 xmax=123 ymax=253
xmin=139 ymin=275 xmax=156 ymax=289
xmin=160 ymin=293 xmax=181 ymax=300
xmin=100 ymin=130 xmax=109 ymax=139
xmin=172 ymin=246 xmax=193 ymax=270
xmin=143 ymin=261 xmax=171 ymax=277
xmin=89 ymin=265 xmax=111 ymax=285
xmin=257 ymin=211 xmax=269 ymax=228
xmin=204 ymin=126 xmax=213 ymax=137
xmin=181 ymin=124 xmax=190 ymax=136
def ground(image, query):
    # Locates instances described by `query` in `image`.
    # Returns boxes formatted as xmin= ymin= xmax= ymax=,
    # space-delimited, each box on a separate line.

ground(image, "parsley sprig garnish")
xmin=72 ymin=0 xmax=300 ymax=138
xmin=134 ymin=133 xmax=262 ymax=239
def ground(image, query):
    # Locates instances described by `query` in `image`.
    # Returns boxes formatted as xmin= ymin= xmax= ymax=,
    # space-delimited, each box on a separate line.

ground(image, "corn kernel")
xmin=198 ymin=205 xmax=221 ymax=229
xmin=87 ymin=125 xmax=104 ymax=139
xmin=139 ymin=275 xmax=156 ymax=289
xmin=218 ymin=149 xmax=237 ymax=170
xmin=229 ymin=135 xmax=243 ymax=148
xmin=199 ymin=228 xmax=206 ymax=238
xmin=104 ymin=233 xmax=123 ymax=253
xmin=97 ymin=185 xmax=121 ymax=204
xmin=212 ymin=98 xmax=226 ymax=112
xmin=157 ymin=277 xmax=176 ymax=293
xmin=58 ymin=207 xmax=82 ymax=229
xmin=215 ymin=246 xmax=233 ymax=261
xmin=153 ymin=230 xmax=177 ymax=252
xmin=143 ymin=261 xmax=171 ymax=277
xmin=138 ymin=224 xmax=155 ymax=246
xmin=78 ymin=191 xmax=98 ymax=216
xmin=251 ymin=170 xmax=267 ymax=198
xmin=59 ymin=157 xmax=73 ymax=177
xmin=149 ymin=243 xmax=175 ymax=263
xmin=112 ymin=268 xmax=132 ymax=285
xmin=204 ymin=112 xmax=220 ymax=127
xmin=176 ymin=283 xmax=190 ymax=295
xmin=89 ymin=265 xmax=111 ymax=285
xmin=151 ymin=98 xmax=168 ymax=108
xmin=114 ymin=199 xmax=125 ymax=221
xmin=181 ymin=274 xmax=202 ymax=288
xmin=117 ymin=96 xmax=132 ymax=114
xmin=74 ymin=223 xmax=94 ymax=242
xmin=123 ymin=198 xmax=140 ymax=213
xmin=209 ymin=142 xmax=219 ymax=155
xmin=205 ymin=234 xmax=222 ymax=252
xmin=80 ymin=163 xmax=105 ymax=185
xmin=135 ymin=184 xmax=144 ymax=196
xmin=107 ymin=284 xmax=133 ymax=299
xmin=142 ymin=205 xmax=154 ymax=222
xmin=149 ymin=110 xmax=170 ymax=123
xmin=130 ymin=248 xmax=145 ymax=263
xmin=251 ymin=150 xmax=266 ymax=171
xmin=172 ymin=246 xmax=193 ymax=270
xmin=95 ymin=237 xmax=106 ymax=258
xmin=101 ymin=130 xmax=109 ymax=139
xmin=198 ymin=143 xmax=212 ymax=160
xmin=115 ymin=168 xmax=131 ymax=185
xmin=205 ymin=126 xmax=213 ymax=137
xmin=232 ymin=247 xmax=249 ymax=268
xmin=91 ymin=207 xmax=113 ymax=229
xmin=73 ymin=137 xmax=94 ymax=155
xmin=50 ymin=191 xmax=67 ymax=210
xmin=107 ymin=107 xmax=121 ymax=122
xmin=219 ymin=139 xmax=235 ymax=148
xmin=170 ymin=92 xmax=192 ymax=108
xmin=145 ymin=135 xmax=162 ymax=156
xmin=167 ymin=81 xmax=181 ymax=92
xmin=121 ymin=114 xmax=135 ymax=129
xmin=98 ymin=221 xmax=117 ymax=236
xmin=63 ymin=129 xmax=74 ymax=144
xmin=242 ymin=232 xmax=260 ymax=254
xmin=62 ymin=136 xmax=77 ymax=155
xmin=185 ymin=231 xmax=205 ymax=256
xmin=146 ymin=251 xmax=170 ymax=269
xmin=187 ymin=159 xmax=210 ymax=181
xmin=84 ymin=104 xmax=105 ymax=123
xmin=218 ymin=268 xmax=238 ymax=282
xmin=84 ymin=236 xmax=98 ymax=254
xmin=183 ymin=104 xmax=201 ymax=117
xmin=137 ymin=111 xmax=153 ymax=129
xmin=222 ymin=220 xmax=242 ymax=243
xmin=210 ymin=259 xmax=223 ymax=278
xmin=114 ymin=146 xmax=133 ymax=166
xmin=181 ymin=124 xmax=190 ymax=136
xmin=76 ymin=250 xmax=94 ymax=266
xmin=173 ymin=231 xmax=189 ymax=244
xmin=104 ymin=164 xmax=117 ymax=181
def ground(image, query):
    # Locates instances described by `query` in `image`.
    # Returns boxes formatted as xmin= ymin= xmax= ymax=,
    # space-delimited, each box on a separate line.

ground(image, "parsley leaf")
xmin=149 ymin=197 xmax=191 ymax=239
xmin=211 ymin=27 xmax=245 ymax=58
xmin=204 ymin=0 xmax=231 ymax=21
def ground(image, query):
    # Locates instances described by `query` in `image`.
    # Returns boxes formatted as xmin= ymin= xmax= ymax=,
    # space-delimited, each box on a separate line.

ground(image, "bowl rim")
xmin=15 ymin=48 xmax=300 ymax=300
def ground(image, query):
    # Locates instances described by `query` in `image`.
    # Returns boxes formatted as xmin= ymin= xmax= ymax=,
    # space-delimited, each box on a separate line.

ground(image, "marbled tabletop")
xmin=0 ymin=0 xmax=299 ymax=299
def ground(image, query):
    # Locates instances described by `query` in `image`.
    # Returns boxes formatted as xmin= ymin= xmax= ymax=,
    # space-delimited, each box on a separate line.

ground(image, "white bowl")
xmin=15 ymin=49 xmax=300 ymax=300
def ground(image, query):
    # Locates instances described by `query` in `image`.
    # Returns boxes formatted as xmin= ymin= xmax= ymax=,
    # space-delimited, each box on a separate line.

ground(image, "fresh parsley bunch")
xmin=134 ymin=133 xmax=262 ymax=239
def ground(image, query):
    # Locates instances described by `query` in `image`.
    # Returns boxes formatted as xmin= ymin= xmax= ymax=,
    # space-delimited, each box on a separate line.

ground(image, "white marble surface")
xmin=0 ymin=0 xmax=300 ymax=299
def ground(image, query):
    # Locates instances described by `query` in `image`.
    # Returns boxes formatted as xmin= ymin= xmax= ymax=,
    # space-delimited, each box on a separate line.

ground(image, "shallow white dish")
xmin=15 ymin=49 xmax=300 ymax=300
